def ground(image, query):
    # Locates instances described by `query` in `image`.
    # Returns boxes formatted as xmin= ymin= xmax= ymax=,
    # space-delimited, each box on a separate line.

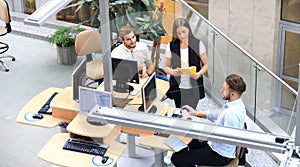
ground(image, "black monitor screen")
xmin=142 ymin=72 xmax=157 ymax=112
xmin=111 ymin=57 xmax=139 ymax=93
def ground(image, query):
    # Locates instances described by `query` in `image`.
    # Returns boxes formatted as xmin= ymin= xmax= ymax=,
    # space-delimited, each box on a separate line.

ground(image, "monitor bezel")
xmin=141 ymin=72 xmax=157 ymax=113
xmin=111 ymin=57 xmax=140 ymax=84
xmin=72 ymin=58 xmax=87 ymax=102
xmin=79 ymin=86 xmax=113 ymax=114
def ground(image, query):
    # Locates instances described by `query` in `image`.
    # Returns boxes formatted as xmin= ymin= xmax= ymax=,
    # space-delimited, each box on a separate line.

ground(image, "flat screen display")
xmin=111 ymin=57 xmax=139 ymax=93
xmin=141 ymin=72 xmax=157 ymax=112
xmin=79 ymin=86 xmax=112 ymax=114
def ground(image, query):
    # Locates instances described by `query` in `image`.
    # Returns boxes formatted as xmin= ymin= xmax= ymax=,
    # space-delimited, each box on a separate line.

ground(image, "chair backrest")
xmin=75 ymin=29 xmax=102 ymax=56
xmin=0 ymin=0 xmax=10 ymax=23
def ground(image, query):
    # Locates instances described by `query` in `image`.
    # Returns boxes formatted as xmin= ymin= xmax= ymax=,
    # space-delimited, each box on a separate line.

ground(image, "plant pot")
xmin=56 ymin=45 xmax=77 ymax=65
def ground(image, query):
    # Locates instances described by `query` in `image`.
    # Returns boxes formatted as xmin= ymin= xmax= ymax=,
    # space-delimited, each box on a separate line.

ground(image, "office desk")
xmin=67 ymin=113 xmax=116 ymax=138
xmin=16 ymin=87 xmax=69 ymax=128
xmin=51 ymin=87 xmax=79 ymax=121
xmin=38 ymin=131 xmax=126 ymax=167
xmin=139 ymin=135 xmax=192 ymax=151
xmin=98 ymin=77 xmax=169 ymax=102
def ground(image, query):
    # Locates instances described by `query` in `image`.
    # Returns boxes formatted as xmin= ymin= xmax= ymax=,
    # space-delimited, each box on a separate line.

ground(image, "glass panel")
xmin=175 ymin=0 xmax=297 ymax=136
xmin=186 ymin=0 xmax=208 ymax=19
xmin=257 ymin=68 xmax=296 ymax=136
xmin=283 ymin=31 xmax=300 ymax=78
xmin=24 ymin=0 xmax=36 ymax=14
xmin=283 ymin=79 xmax=298 ymax=91
xmin=281 ymin=0 xmax=300 ymax=24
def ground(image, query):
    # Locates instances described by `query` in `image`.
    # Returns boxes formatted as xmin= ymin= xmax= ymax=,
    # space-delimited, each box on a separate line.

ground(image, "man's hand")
xmin=181 ymin=105 xmax=197 ymax=116
xmin=141 ymin=72 xmax=148 ymax=79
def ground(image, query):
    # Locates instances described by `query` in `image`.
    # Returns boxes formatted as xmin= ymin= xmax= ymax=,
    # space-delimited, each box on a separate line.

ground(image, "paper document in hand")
xmin=177 ymin=66 xmax=196 ymax=75
xmin=164 ymin=136 xmax=188 ymax=152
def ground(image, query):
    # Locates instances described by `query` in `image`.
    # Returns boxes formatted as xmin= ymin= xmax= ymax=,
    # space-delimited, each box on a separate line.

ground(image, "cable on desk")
xmin=113 ymin=92 xmax=130 ymax=107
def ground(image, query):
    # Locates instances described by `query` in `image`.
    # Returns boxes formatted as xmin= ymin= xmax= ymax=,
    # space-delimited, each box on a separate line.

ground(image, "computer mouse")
xmin=32 ymin=113 xmax=44 ymax=119
xmin=102 ymin=156 xmax=109 ymax=164
xmin=180 ymin=107 xmax=189 ymax=112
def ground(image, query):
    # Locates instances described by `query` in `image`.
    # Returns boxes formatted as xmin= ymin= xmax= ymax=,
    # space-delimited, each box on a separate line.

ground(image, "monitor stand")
xmin=113 ymin=80 xmax=134 ymax=93
xmin=138 ymin=105 xmax=157 ymax=114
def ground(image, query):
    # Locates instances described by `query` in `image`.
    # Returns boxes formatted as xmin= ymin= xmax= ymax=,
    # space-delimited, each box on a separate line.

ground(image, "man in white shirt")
xmin=171 ymin=74 xmax=247 ymax=166
xmin=111 ymin=26 xmax=154 ymax=78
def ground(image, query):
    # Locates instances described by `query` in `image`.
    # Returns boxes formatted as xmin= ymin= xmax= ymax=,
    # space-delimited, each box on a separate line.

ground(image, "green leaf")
xmin=140 ymin=0 xmax=149 ymax=6
xmin=126 ymin=10 xmax=137 ymax=27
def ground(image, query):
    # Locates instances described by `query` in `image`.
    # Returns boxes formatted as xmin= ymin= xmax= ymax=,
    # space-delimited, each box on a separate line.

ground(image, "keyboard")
xmin=63 ymin=138 xmax=109 ymax=156
xmin=38 ymin=92 xmax=58 ymax=115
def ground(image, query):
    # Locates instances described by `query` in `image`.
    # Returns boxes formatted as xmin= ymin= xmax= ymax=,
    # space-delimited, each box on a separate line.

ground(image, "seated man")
xmin=171 ymin=74 xmax=247 ymax=166
xmin=111 ymin=26 xmax=154 ymax=79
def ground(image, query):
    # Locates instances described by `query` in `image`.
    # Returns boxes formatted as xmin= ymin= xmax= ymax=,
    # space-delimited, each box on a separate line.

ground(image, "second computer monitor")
xmin=79 ymin=86 xmax=112 ymax=114
xmin=111 ymin=57 xmax=139 ymax=93
xmin=141 ymin=72 xmax=157 ymax=113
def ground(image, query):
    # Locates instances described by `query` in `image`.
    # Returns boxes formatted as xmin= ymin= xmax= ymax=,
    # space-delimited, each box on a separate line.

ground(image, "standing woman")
xmin=164 ymin=18 xmax=208 ymax=108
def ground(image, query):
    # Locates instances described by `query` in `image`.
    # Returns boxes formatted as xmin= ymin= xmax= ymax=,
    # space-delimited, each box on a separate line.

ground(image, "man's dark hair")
xmin=226 ymin=74 xmax=246 ymax=95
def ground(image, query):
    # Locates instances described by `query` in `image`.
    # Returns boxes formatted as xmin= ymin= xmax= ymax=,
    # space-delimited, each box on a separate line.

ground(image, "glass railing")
xmin=174 ymin=0 xmax=297 ymax=137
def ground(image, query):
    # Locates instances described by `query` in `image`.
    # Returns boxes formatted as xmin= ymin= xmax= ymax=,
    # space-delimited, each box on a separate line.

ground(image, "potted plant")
xmin=48 ymin=26 xmax=85 ymax=65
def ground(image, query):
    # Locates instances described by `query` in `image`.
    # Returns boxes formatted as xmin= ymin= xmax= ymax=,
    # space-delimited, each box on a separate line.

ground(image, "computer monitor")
xmin=141 ymin=72 xmax=157 ymax=113
xmin=79 ymin=86 xmax=112 ymax=114
xmin=72 ymin=59 xmax=87 ymax=102
xmin=111 ymin=57 xmax=139 ymax=93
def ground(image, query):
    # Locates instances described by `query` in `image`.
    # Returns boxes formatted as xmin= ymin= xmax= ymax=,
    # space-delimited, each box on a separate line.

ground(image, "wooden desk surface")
xmin=98 ymin=77 xmax=169 ymax=101
xmin=51 ymin=87 xmax=79 ymax=121
xmin=16 ymin=87 xmax=69 ymax=128
xmin=38 ymin=131 xmax=126 ymax=167
xmin=139 ymin=135 xmax=192 ymax=151
xmin=67 ymin=113 xmax=115 ymax=138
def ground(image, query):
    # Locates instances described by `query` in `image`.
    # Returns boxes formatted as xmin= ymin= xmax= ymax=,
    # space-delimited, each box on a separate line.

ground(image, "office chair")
xmin=75 ymin=29 xmax=103 ymax=87
xmin=0 ymin=0 xmax=15 ymax=72
xmin=198 ymin=123 xmax=248 ymax=167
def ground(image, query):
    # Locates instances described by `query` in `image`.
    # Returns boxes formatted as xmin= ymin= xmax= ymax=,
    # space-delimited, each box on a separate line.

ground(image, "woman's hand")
xmin=172 ymin=69 xmax=182 ymax=76
xmin=190 ymin=71 xmax=202 ymax=80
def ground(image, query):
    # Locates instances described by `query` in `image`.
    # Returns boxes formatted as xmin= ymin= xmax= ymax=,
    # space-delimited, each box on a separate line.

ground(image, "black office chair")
xmin=0 ymin=0 xmax=15 ymax=72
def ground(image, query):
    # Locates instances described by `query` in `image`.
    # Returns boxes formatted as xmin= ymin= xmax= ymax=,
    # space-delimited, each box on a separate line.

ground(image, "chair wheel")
xmin=5 ymin=69 xmax=9 ymax=72
xmin=12 ymin=58 xmax=15 ymax=61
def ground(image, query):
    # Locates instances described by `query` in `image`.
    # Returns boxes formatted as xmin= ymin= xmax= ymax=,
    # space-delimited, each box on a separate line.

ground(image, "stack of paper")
xmin=177 ymin=66 xmax=196 ymax=75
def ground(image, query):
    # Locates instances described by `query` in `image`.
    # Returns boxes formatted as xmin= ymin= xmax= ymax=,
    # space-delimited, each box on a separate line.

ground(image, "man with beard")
xmin=170 ymin=74 xmax=247 ymax=166
xmin=111 ymin=26 xmax=154 ymax=79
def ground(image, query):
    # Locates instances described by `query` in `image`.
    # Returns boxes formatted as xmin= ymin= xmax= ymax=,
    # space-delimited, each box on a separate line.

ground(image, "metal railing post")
xmin=296 ymin=63 xmax=300 ymax=146
xmin=99 ymin=0 xmax=113 ymax=94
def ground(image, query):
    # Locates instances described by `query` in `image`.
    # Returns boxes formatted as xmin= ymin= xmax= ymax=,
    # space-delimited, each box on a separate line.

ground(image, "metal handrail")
xmin=180 ymin=0 xmax=297 ymax=95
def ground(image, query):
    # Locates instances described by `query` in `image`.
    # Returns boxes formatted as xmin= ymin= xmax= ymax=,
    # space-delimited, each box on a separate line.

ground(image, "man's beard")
xmin=223 ymin=94 xmax=230 ymax=101
xmin=125 ymin=43 xmax=136 ymax=49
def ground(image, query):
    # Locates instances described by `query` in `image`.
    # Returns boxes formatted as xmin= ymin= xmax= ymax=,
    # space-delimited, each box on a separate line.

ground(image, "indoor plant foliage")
xmin=48 ymin=26 xmax=85 ymax=48
xmin=48 ymin=26 xmax=85 ymax=64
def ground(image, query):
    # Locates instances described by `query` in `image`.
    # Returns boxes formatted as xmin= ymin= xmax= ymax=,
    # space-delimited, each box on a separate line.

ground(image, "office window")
xmin=56 ymin=0 xmax=98 ymax=27
xmin=24 ymin=0 xmax=36 ymax=14
xmin=281 ymin=0 xmax=300 ymax=24
xmin=186 ymin=0 xmax=208 ymax=19
xmin=282 ymin=31 xmax=300 ymax=91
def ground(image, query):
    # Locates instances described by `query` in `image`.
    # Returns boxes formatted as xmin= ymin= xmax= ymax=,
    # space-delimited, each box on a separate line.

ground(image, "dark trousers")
xmin=171 ymin=139 xmax=232 ymax=167
xmin=174 ymin=88 xmax=202 ymax=109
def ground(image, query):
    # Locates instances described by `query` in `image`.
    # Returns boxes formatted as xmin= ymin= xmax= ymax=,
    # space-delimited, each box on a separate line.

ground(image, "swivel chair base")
xmin=0 ymin=54 xmax=16 ymax=72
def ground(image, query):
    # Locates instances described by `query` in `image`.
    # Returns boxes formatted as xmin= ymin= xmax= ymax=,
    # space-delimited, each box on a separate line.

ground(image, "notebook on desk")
xmin=164 ymin=136 xmax=188 ymax=152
